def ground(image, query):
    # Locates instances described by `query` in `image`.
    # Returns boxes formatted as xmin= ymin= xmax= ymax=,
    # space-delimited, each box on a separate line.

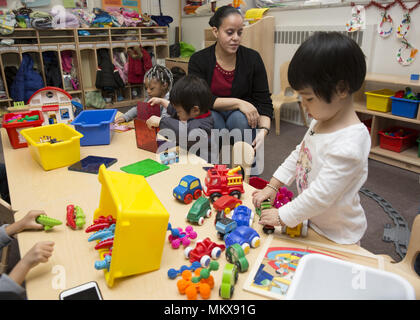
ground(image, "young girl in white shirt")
xmin=252 ymin=31 xmax=370 ymax=245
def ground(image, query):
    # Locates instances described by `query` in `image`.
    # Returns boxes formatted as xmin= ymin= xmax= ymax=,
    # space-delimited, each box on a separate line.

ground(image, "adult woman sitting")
xmin=188 ymin=5 xmax=273 ymax=152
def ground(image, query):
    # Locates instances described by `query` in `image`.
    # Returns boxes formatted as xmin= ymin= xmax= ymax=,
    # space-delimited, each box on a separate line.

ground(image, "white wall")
xmin=181 ymin=4 xmax=420 ymax=78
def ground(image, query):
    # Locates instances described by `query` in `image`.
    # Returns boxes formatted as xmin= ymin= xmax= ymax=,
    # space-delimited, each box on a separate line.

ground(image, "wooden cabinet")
xmin=354 ymin=73 xmax=420 ymax=173
xmin=0 ymin=26 xmax=169 ymax=116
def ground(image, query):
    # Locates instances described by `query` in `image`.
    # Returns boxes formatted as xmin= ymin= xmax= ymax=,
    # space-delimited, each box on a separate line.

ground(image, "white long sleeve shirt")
xmin=273 ymin=120 xmax=371 ymax=244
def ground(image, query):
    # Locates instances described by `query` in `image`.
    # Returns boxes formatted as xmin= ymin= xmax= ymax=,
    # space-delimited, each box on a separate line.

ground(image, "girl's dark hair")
xmin=288 ymin=31 xmax=366 ymax=103
xmin=209 ymin=5 xmax=242 ymax=28
xmin=169 ymin=75 xmax=213 ymax=114
xmin=144 ymin=64 xmax=174 ymax=91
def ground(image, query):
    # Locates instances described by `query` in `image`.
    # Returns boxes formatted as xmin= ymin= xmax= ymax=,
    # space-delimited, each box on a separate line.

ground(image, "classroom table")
xmin=0 ymin=126 xmax=395 ymax=300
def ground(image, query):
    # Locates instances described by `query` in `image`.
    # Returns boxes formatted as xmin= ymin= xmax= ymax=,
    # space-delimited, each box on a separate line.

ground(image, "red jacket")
xmin=128 ymin=47 xmax=152 ymax=84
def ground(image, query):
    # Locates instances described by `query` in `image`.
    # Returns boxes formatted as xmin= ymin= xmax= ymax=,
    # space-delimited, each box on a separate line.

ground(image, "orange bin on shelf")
xmin=2 ymin=110 xmax=44 ymax=149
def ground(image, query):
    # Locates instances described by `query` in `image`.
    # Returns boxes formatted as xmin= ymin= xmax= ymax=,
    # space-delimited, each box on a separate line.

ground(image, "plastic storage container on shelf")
xmin=20 ymin=123 xmax=83 ymax=170
xmin=285 ymin=254 xmax=415 ymax=300
xmin=365 ymin=89 xmax=395 ymax=112
xmin=378 ymin=126 xmax=419 ymax=153
xmin=71 ymin=109 xmax=117 ymax=146
xmin=390 ymin=96 xmax=420 ymax=119
xmin=93 ymin=164 xmax=169 ymax=288
xmin=2 ymin=110 xmax=44 ymax=149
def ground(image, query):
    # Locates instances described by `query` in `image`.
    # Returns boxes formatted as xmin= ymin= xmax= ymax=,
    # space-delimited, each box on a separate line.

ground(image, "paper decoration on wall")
xmin=396 ymin=40 xmax=418 ymax=66
xmin=346 ymin=5 xmax=366 ymax=32
xmin=377 ymin=11 xmax=393 ymax=37
xmin=396 ymin=12 xmax=411 ymax=38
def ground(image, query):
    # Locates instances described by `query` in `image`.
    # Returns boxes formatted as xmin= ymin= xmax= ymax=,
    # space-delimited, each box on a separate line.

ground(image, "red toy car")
xmin=213 ymin=195 xmax=242 ymax=215
xmin=184 ymin=237 xmax=225 ymax=267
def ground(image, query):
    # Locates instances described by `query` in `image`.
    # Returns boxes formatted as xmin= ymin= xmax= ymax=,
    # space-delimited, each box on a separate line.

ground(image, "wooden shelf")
xmin=355 ymin=73 xmax=420 ymax=173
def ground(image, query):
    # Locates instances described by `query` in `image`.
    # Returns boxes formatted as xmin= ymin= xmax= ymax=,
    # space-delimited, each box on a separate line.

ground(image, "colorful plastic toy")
xmin=88 ymin=224 xmax=116 ymax=242
xmin=219 ymin=263 xmax=239 ymax=299
xmin=184 ymin=237 xmax=225 ymax=267
xmin=66 ymin=204 xmax=86 ymax=229
xmin=224 ymin=226 xmax=260 ymax=254
xmin=203 ymin=165 xmax=244 ymax=203
xmin=186 ymin=196 xmax=211 ymax=225
xmin=213 ymin=195 xmax=242 ymax=215
xmin=173 ymin=175 xmax=203 ymax=204
xmin=177 ymin=268 xmax=214 ymax=300
xmin=225 ymin=243 xmax=249 ymax=272
xmin=215 ymin=217 xmax=237 ymax=240
xmin=160 ymin=151 xmax=179 ymax=165
xmin=36 ymin=214 xmax=62 ymax=231
xmin=85 ymin=215 xmax=116 ymax=233
xmin=192 ymin=261 xmax=219 ymax=283
xmin=95 ymin=255 xmax=111 ymax=271
xmin=167 ymin=261 xmax=201 ymax=280
xmin=167 ymin=223 xmax=197 ymax=248
xmin=232 ymin=205 xmax=254 ymax=227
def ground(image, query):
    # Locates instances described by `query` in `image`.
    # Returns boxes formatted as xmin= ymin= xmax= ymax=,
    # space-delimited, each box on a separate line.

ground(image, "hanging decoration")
xmin=346 ymin=5 xmax=365 ymax=32
xmin=396 ymin=40 xmax=418 ymax=66
xmin=396 ymin=12 xmax=410 ymax=38
xmin=377 ymin=11 xmax=393 ymax=37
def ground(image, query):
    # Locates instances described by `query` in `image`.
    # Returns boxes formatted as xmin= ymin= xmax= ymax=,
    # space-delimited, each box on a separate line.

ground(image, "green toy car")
xmin=186 ymin=196 xmax=211 ymax=225
xmin=219 ymin=263 xmax=239 ymax=299
xmin=225 ymin=243 xmax=249 ymax=272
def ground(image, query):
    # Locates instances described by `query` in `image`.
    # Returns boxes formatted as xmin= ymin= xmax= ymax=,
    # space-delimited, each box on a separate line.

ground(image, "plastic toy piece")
xmin=220 ymin=263 xmax=239 ymax=299
xmin=184 ymin=237 xmax=225 ymax=267
xmin=66 ymin=204 xmax=76 ymax=229
xmin=95 ymin=237 xmax=114 ymax=250
xmin=224 ymin=226 xmax=260 ymax=255
xmin=173 ymin=175 xmax=203 ymax=204
xmin=36 ymin=214 xmax=62 ymax=231
xmin=160 ymin=151 xmax=179 ymax=165
xmin=225 ymin=243 xmax=249 ymax=273
xmin=186 ymin=196 xmax=211 ymax=225
xmin=66 ymin=204 xmax=86 ymax=230
xmin=167 ymin=223 xmax=197 ymax=249
xmin=95 ymin=255 xmax=112 ymax=271
xmin=167 ymin=261 xmax=201 ymax=280
xmin=203 ymin=165 xmax=244 ymax=203
xmin=191 ymin=261 xmax=219 ymax=283
xmin=215 ymin=217 xmax=237 ymax=240
xmin=85 ymin=215 xmax=115 ymax=233
xmin=177 ymin=268 xmax=215 ymax=300
xmin=213 ymin=195 xmax=242 ymax=215
xmin=74 ymin=206 xmax=86 ymax=228
xmin=88 ymin=224 xmax=116 ymax=242
xmin=232 ymin=205 xmax=254 ymax=228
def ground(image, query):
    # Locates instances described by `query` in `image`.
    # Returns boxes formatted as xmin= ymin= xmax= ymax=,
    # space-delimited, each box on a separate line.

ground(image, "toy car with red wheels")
xmin=213 ymin=195 xmax=242 ymax=215
xmin=184 ymin=237 xmax=225 ymax=267
xmin=224 ymin=226 xmax=260 ymax=254
xmin=173 ymin=175 xmax=203 ymax=204
xmin=232 ymin=205 xmax=254 ymax=227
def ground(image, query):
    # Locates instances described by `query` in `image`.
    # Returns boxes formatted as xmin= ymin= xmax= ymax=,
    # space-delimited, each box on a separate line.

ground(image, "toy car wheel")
xmin=184 ymin=247 xmax=192 ymax=259
xmin=184 ymin=194 xmax=193 ymax=204
xmin=193 ymin=189 xmax=202 ymax=199
xmin=229 ymin=190 xmax=241 ymax=199
xmin=211 ymin=247 xmax=222 ymax=259
xmin=217 ymin=231 xmax=224 ymax=240
xmin=198 ymin=217 xmax=204 ymax=226
xmin=241 ymin=243 xmax=250 ymax=254
xmin=210 ymin=193 xmax=222 ymax=203
xmin=200 ymin=255 xmax=211 ymax=267
xmin=206 ymin=209 xmax=212 ymax=218
xmin=251 ymin=236 xmax=260 ymax=248
xmin=224 ymin=207 xmax=231 ymax=215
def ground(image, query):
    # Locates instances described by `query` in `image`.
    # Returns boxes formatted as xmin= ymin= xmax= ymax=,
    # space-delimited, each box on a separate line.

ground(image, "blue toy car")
xmin=224 ymin=226 xmax=260 ymax=255
xmin=232 ymin=205 xmax=254 ymax=227
xmin=215 ymin=217 xmax=237 ymax=240
xmin=173 ymin=175 xmax=203 ymax=204
xmin=160 ymin=151 xmax=179 ymax=165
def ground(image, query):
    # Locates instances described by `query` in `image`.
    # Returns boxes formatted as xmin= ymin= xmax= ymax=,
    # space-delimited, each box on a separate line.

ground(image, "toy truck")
xmin=184 ymin=237 xmax=225 ymax=267
xmin=202 ymin=165 xmax=244 ymax=203
xmin=173 ymin=175 xmax=203 ymax=204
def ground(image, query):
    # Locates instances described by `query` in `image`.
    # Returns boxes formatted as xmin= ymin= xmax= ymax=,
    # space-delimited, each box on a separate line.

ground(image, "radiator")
xmin=273 ymin=24 xmax=376 ymax=126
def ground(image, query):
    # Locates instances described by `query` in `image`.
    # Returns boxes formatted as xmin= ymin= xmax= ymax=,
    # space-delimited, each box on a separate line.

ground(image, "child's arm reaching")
xmin=115 ymin=106 xmax=137 ymax=123
xmin=149 ymin=97 xmax=170 ymax=109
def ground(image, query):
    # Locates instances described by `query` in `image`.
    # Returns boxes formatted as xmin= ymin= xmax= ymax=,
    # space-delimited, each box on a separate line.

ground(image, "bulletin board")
xmin=102 ymin=0 xmax=142 ymax=13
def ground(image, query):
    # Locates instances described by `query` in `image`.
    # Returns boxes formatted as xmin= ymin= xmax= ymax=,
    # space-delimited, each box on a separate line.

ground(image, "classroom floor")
xmin=0 ymin=119 xmax=419 ymax=278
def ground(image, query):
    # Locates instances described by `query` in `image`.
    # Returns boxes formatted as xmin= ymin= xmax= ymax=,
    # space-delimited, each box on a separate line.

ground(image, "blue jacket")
xmin=10 ymin=53 xmax=44 ymax=103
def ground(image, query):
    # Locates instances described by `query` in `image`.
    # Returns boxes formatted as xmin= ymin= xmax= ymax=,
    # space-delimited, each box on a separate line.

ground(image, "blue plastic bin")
xmin=71 ymin=109 xmax=117 ymax=146
xmin=391 ymin=96 xmax=420 ymax=119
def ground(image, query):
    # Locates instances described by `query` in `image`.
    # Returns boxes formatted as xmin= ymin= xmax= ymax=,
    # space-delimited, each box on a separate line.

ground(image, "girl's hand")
xmin=146 ymin=115 xmax=161 ymax=129
xmin=114 ymin=116 xmax=125 ymax=124
xmin=21 ymin=241 xmax=55 ymax=269
xmin=252 ymin=187 xmax=277 ymax=209
xmin=237 ymin=101 xmax=259 ymax=129
xmin=15 ymin=210 xmax=45 ymax=233
xmin=259 ymin=208 xmax=284 ymax=227
xmin=149 ymin=97 xmax=169 ymax=108
xmin=252 ymin=127 xmax=268 ymax=151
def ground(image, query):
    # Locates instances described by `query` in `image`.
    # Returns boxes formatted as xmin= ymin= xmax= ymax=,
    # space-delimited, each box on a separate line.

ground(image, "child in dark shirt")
xmin=146 ymin=74 xmax=216 ymax=162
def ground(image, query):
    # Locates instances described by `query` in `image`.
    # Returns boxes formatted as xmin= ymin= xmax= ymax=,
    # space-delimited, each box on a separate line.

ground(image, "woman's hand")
xmin=252 ymin=127 xmax=268 ymax=151
xmin=236 ymin=100 xmax=259 ymax=129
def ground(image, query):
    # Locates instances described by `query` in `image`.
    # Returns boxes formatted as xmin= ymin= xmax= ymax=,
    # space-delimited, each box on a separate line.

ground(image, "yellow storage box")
xmin=20 ymin=123 xmax=83 ymax=171
xmin=94 ymin=164 xmax=169 ymax=287
xmin=365 ymin=89 xmax=395 ymax=112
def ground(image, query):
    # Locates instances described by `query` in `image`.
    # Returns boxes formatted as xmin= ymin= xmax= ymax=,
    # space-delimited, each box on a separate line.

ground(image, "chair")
xmin=231 ymin=141 xmax=255 ymax=184
xmin=0 ymin=197 xmax=15 ymax=274
xmin=271 ymin=61 xmax=308 ymax=135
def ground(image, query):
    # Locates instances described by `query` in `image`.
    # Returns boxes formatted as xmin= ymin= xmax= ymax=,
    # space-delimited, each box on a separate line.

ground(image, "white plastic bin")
xmin=285 ymin=254 xmax=415 ymax=300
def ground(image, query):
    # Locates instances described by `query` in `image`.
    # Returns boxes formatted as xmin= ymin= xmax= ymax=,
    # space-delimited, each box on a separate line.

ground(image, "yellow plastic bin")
xmin=93 ymin=164 xmax=169 ymax=287
xmin=20 ymin=123 xmax=83 ymax=171
xmin=365 ymin=89 xmax=395 ymax=112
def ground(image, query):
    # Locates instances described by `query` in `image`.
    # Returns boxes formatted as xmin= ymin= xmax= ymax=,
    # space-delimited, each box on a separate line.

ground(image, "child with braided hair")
xmin=114 ymin=64 xmax=174 ymax=123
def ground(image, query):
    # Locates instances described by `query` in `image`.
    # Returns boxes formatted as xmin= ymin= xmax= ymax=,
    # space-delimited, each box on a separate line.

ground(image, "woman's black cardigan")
xmin=188 ymin=44 xmax=273 ymax=119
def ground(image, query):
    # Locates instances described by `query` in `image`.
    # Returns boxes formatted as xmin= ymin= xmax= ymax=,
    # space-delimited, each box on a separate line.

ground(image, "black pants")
xmin=0 ymin=163 xmax=10 ymax=203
